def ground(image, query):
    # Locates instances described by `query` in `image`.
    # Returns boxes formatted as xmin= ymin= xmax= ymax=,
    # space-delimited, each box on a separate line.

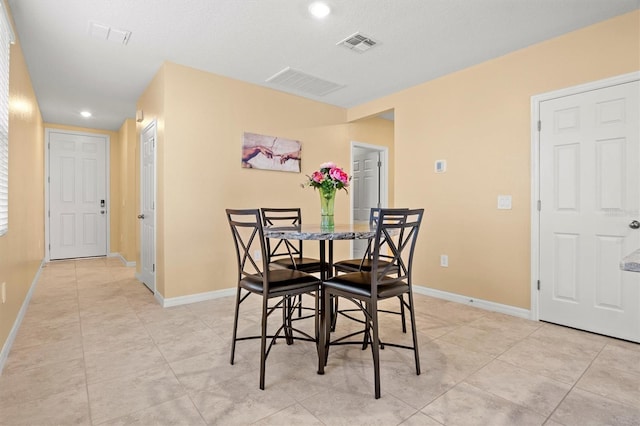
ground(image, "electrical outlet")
xmin=1 ymin=282 xmax=6 ymax=304
xmin=254 ymin=250 xmax=261 ymax=261
xmin=440 ymin=255 xmax=448 ymax=267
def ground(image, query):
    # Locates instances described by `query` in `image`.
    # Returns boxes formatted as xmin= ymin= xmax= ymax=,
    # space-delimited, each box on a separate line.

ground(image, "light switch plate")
xmin=497 ymin=195 xmax=512 ymax=210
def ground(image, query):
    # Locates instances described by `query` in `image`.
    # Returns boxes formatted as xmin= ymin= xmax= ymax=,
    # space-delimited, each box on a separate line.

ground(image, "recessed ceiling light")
xmin=80 ymin=111 xmax=92 ymax=118
xmin=309 ymin=2 xmax=330 ymax=19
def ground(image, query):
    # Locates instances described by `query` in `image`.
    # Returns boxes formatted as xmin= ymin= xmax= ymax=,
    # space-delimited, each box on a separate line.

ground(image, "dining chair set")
xmin=225 ymin=207 xmax=424 ymax=399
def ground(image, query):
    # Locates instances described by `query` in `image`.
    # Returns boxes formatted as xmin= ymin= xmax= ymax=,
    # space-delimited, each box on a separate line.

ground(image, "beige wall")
xmin=139 ymin=62 xmax=382 ymax=298
xmin=0 ymin=6 xmax=44 ymax=356
xmin=349 ymin=11 xmax=640 ymax=309
xmin=117 ymin=119 xmax=137 ymax=262
xmin=348 ymin=116 xmax=395 ymax=206
xmin=43 ymin=123 xmax=121 ymax=254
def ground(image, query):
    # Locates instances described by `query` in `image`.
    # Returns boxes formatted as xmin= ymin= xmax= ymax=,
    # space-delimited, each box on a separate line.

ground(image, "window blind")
xmin=0 ymin=2 xmax=14 ymax=237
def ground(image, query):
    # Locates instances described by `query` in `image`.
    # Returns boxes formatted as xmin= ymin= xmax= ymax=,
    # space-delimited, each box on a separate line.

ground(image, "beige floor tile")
xmin=82 ymin=322 xmax=153 ymax=355
xmin=0 ymin=358 xmax=86 ymax=406
xmin=0 ymin=386 xmax=90 ymax=426
xmin=154 ymin=328 xmax=229 ymax=362
xmin=169 ymin=349 xmax=253 ymax=393
xmin=188 ymin=370 xmax=297 ymax=425
xmin=591 ymin=341 xmax=640 ymax=375
xmin=96 ymin=395 xmax=206 ymax=426
xmin=498 ymin=337 xmax=594 ymax=384
xmin=252 ymin=403 xmax=324 ymax=426
xmin=550 ymin=388 xmax=640 ymax=426
xmin=3 ymin=335 xmax=83 ymax=373
xmin=87 ymin=365 xmax=186 ymax=425
xmin=437 ymin=324 xmax=522 ymax=356
xmin=465 ymin=359 xmax=571 ymax=417
xmin=9 ymin=320 xmax=82 ymax=351
xmin=417 ymin=339 xmax=494 ymax=382
xmin=399 ymin=411 xmax=443 ymax=426
xmin=422 ymin=382 xmax=547 ymax=426
xmin=576 ymin=363 xmax=640 ymax=408
xmin=84 ymin=340 xmax=168 ymax=384
xmin=300 ymin=387 xmax=417 ymax=426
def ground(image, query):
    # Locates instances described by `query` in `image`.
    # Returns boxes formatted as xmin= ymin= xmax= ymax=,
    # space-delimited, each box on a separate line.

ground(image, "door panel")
xmin=49 ymin=131 xmax=107 ymax=260
xmin=352 ymin=147 xmax=381 ymax=258
xmin=139 ymin=121 xmax=156 ymax=292
xmin=539 ymin=80 xmax=640 ymax=342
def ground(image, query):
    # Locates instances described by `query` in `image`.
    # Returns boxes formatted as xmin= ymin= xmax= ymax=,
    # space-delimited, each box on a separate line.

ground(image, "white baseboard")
xmin=0 ymin=260 xmax=45 ymax=375
xmin=413 ymin=285 xmax=532 ymax=320
xmin=158 ymin=287 xmax=236 ymax=308
xmin=108 ymin=252 xmax=136 ymax=267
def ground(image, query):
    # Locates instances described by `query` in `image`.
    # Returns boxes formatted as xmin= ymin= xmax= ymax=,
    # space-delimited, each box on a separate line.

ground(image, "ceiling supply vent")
xmin=266 ymin=67 xmax=345 ymax=97
xmin=337 ymin=32 xmax=378 ymax=53
xmin=88 ymin=21 xmax=132 ymax=45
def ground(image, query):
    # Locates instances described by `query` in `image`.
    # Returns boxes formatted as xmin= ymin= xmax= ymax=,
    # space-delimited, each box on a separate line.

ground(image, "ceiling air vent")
xmin=266 ymin=67 xmax=344 ymax=97
xmin=337 ymin=32 xmax=378 ymax=53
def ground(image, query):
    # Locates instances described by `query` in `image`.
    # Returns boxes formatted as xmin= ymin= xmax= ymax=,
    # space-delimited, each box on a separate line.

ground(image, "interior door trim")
xmin=529 ymin=71 xmax=640 ymax=321
xmin=44 ymin=128 xmax=111 ymax=262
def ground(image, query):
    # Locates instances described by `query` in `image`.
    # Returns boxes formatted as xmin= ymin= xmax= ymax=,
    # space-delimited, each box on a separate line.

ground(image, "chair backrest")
xmin=371 ymin=208 xmax=424 ymax=290
xmin=362 ymin=207 xmax=408 ymax=264
xmin=226 ymin=209 xmax=269 ymax=282
xmin=260 ymin=208 xmax=304 ymax=265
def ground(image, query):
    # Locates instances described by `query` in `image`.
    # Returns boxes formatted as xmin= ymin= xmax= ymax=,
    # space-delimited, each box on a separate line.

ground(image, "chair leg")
xmin=398 ymin=295 xmax=407 ymax=333
xmin=230 ymin=287 xmax=242 ymax=365
xmin=284 ymin=296 xmax=294 ymax=345
xmin=259 ymin=296 xmax=269 ymax=390
xmin=370 ymin=301 xmax=381 ymax=399
xmin=321 ymin=288 xmax=332 ymax=369
xmin=407 ymin=291 xmax=421 ymax=375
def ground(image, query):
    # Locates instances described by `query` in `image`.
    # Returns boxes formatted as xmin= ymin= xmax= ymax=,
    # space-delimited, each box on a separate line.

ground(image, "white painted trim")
xmin=413 ymin=285 xmax=532 ymax=320
xmin=44 ymin=128 xmax=111 ymax=261
xmin=157 ymin=287 xmax=236 ymax=308
xmin=349 ymin=141 xmax=390 ymax=256
xmin=108 ymin=252 xmax=136 ymax=267
xmin=0 ymin=260 xmax=45 ymax=374
xmin=529 ymin=72 xmax=640 ymax=322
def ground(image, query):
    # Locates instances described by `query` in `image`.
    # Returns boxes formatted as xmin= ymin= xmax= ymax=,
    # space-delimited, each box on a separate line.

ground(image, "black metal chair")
xmin=226 ymin=208 xmax=321 ymax=390
xmin=260 ymin=208 xmax=323 ymax=274
xmin=319 ymin=208 xmax=424 ymax=399
xmin=333 ymin=208 xmax=408 ymax=333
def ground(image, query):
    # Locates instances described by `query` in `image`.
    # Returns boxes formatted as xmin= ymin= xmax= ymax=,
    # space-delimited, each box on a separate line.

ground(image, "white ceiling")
xmin=7 ymin=0 xmax=640 ymax=131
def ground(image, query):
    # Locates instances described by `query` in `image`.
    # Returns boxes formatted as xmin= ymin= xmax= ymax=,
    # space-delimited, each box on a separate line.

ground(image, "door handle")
xmin=137 ymin=214 xmax=145 ymax=219
xmin=630 ymin=220 xmax=640 ymax=229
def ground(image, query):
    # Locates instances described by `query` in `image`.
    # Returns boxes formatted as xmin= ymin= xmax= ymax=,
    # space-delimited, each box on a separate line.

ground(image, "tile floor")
xmin=0 ymin=257 xmax=639 ymax=425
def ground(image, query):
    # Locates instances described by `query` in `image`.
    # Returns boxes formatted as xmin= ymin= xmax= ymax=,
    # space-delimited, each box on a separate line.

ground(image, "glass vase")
xmin=319 ymin=186 xmax=336 ymax=230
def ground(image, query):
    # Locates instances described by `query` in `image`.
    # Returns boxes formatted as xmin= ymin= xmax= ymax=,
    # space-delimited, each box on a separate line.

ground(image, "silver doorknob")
xmin=137 ymin=214 xmax=145 ymax=219
xmin=630 ymin=220 xmax=640 ymax=229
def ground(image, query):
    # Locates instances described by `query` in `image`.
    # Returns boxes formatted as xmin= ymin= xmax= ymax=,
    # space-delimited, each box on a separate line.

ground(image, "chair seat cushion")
xmin=323 ymin=272 xmax=408 ymax=299
xmin=241 ymin=269 xmax=320 ymax=295
xmin=271 ymin=257 xmax=322 ymax=272
xmin=333 ymin=258 xmax=395 ymax=272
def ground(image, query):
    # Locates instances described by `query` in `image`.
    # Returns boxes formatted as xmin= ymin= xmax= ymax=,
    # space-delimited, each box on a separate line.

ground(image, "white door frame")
xmin=137 ymin=120 xmax=157 ymax=293
xmin=350 ymin=141 xmax=389 ymax=254
xmin=530 ymin=71 xmax=640 ymax=321
xmin=44 ymin=128 xmax=111 ymax=262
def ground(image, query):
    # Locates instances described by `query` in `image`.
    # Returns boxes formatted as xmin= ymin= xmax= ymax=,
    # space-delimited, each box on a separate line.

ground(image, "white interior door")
xmin=539 ymin=80 xmax=640 ymax=342
xmin=139 ymin=121 xmax=156 ymax=292
xmin=48 ymin=131 xmax=108 ymax=260
xmin=352 ymin=145 xmax=384 ymax=258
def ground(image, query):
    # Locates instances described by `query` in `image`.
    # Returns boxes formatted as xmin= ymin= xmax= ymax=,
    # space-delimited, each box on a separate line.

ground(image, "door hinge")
xmin=537 ymin=280 xmax=540 ymax=290
xmin=48 ymin=210 xmax=50 ymax=218
xmin=47 ymin=176 xmax=50 ymax=183
xmin=537 ymin=120 xmax=542 ymax=131
xmin=537 ymin=200 xmax=541 ymax=211
xmin=152 ymin=264 xmax=155 ymax=272
xmin=377 ymin=160 xmax=382 ymax=168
